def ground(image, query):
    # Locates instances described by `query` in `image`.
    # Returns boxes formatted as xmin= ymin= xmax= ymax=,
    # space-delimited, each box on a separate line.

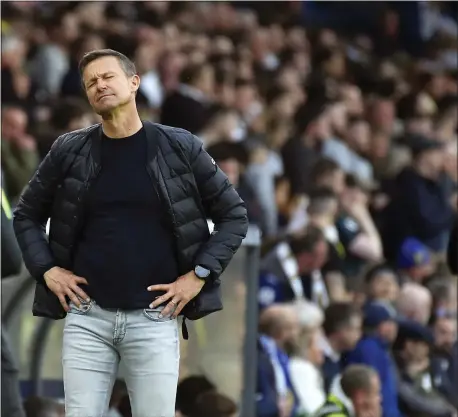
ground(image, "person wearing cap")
xmin=397 ymin=237 xmax=435 ymax=284
xmin=381 ymin=135 xmax=455 ymax=262
xmin=394 ymin=320 xmax=457 ymax=417
xmin=343 ymin=301 xmax=402 ymax=417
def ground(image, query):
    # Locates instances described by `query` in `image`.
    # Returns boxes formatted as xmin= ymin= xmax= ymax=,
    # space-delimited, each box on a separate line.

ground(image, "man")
xmin=1 ymin=106 xmax=39 ymax=203
xmin=160 ymin=62 xmax=214 ymax=134
xmin=315 ymin=364 xmax=382 ymax=417
xmin=344 ymin=302 xmax=402 ymax=417
xmin=320 ymin=303 xmax=362 ymax=393
xmin=397 ymin=282 xmax=432 ymax=325
xmin=206 ymin=141 xmax=263 ymax=228
xmin=394 ymin=320 xmax=457 ymax=417
xmin=381 ymin=136 xmax=455 ymax=261
xmin=13 ymin=49 xmax=248 ymax=417
xmin=396 ymin=237 xmax=434 ymax=284
xmin=258 ymin=226 xmax=330 ymax=310
xmin=258 ymin=304 xmax=300 ymax=417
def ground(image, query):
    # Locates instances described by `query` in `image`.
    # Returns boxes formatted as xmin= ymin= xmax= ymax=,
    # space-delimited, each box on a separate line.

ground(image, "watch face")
xmin=195 ymin=266 xmax=210 ymax=278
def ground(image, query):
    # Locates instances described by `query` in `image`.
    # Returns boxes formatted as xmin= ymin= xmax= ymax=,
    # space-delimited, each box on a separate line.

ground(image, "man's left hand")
xmin=147 ymin=271 xmax=205 ymax=318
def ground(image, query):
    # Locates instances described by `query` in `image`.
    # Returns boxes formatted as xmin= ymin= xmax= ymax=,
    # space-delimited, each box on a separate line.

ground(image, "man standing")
xmin=13 ymin=49 xmax=248 ymax=417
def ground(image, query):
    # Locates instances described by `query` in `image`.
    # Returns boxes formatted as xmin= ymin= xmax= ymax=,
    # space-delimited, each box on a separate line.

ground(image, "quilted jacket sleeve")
xmin=188 ymin=134 xmax=249 ymax=278
xmin=13 ymin=136 xmax=65 ymax=282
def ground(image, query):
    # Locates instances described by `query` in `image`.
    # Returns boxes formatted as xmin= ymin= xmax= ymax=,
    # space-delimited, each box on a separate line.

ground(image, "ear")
xmin=131 ymin=74 xmax=141 ymax=93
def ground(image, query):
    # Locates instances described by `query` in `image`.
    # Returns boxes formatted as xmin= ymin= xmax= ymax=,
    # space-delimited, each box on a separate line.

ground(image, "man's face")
xmin=355 ymin=375 xmax=382 ymax=417
xmin=296 ymin=240 xmax=328 ymax=274
xmin=434 ymin=317 xmax=457 ymax=353
xmin=369 ymin=272 xmax=400 ymax=302
xmin=405 ymin=340 xmax=430 ymax=362
xmin=339 ymin=315 xmax=363 ymax=351
xmin=1 ymin=108 xmax=27 ymax=140
xmin=82 ymin=56 xmax=140 ymax=116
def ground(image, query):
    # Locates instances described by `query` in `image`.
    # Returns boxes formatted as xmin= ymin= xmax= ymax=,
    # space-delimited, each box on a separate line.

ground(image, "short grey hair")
xmin=341 ymin=365 xmax=378 ymax=397
xmin=78 ymin=49 xmax=137 ymax=79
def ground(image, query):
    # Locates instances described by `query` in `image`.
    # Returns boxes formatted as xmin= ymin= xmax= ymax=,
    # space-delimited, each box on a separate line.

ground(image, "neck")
xmin=101 ymin=104 xmax=143 ymax=138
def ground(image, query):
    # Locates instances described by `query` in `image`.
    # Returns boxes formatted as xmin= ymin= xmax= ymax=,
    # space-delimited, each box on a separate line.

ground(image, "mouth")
xmin=97 ymin=94 xmax=113 ymax=102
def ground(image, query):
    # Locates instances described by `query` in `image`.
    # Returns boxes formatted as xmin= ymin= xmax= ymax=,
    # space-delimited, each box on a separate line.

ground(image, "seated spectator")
xmin=288 ymin=325 xmax=326 ymax=416
xmin=258 ymin=304 xmax=300 ymax=417
xmin=315 ymin=365 xmax=381 ymax=417
xmin=258 ymin=226 xmax=330 ymax=309
xmin=175 ymin=375 xmax=216 ymax=417
xmin=364 ymin=264 xmax=400 ymax=304
xmin=397 ymin=282 xmax=432 ymax=325
xmin=343 ymin=301 xmax=402 ymax=417
xmin=188 ymin=391 xmax=238 ymax=417
xmin=394 ymin=320 xmax=456 ymax=417
xmin=320 ymin=303 xmax=362 ymax=393
xmin=397 ymin=237 xmax=434 ymax=284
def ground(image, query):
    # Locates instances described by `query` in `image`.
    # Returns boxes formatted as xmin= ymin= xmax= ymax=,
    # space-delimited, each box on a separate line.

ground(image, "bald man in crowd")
xmin=397 ymin=282 xmax=432 ymax=324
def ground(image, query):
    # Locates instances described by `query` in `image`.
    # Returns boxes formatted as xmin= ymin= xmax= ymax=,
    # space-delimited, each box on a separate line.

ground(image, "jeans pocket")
xmin=68 ymin=300 xmax=94 ymax=315
xmin=143 ymin=308 xmax=174 ymax=322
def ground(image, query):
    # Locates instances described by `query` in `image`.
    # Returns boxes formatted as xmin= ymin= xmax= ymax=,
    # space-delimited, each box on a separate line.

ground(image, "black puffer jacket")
xmin=13 ymin=121 xmax=248 ymax=321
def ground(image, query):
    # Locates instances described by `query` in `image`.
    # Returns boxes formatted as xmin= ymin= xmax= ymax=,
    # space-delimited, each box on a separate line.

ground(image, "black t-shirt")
xmin=72 ymin=127 xmax=179 ymax=309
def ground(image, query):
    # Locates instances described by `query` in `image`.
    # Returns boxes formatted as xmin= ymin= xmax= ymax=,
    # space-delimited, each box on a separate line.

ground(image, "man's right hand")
xmin=43 ymin=267 xmax=90 ymax=312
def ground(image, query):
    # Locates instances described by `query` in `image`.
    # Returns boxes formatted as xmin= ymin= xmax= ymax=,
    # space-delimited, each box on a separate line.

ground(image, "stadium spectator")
xmin=344 ymin=302 xmax=402 ymax=417
xmin=321 ymin=303 xmax=362 ymax=393
xmin=315 ymin=364 xmax=382 ymax=417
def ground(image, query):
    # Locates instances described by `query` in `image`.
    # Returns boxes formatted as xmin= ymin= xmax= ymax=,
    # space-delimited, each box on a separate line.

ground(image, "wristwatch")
xmin=194 ymin=265 xmax=211 ymax=281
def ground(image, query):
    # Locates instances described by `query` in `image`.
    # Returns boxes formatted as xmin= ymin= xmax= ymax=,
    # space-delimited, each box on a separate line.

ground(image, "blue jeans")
xmin=63 ymin=300 xmax=180 ymax=417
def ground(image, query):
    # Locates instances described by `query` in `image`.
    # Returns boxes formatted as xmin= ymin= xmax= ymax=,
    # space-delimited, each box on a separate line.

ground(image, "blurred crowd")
xmin=1 ymin=1 xmax=457 ymax=417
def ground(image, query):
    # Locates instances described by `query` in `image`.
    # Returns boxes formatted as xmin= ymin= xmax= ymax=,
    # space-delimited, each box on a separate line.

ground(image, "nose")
xmin=96 ymin=79 xmax=107 ymax=91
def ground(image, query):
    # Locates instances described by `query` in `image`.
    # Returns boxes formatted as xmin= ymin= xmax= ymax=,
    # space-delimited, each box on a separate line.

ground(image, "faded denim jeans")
xmin=63 ymin=300 xmax=180 ymax=417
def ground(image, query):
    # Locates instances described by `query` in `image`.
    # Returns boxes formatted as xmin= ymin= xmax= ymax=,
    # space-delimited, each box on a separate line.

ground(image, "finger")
xmin=57 ymin=293 xmax=69 ymax=312
xmin=147 ymin=284 xmax=171 ymax=292
xmin=172 ymin=300 xmax=187 ymax=318
xmin=73 ymin=276 xmax=89 ymax=286
xmin=65 ymin=287 xmax=81 ymax=307
xmin=161 ymin=297 xmax=181 ymax=318
xmin=70 ymin=284 xmax=91 ymax=302
xmin=149 ymin=291 xmax=174 ymax=309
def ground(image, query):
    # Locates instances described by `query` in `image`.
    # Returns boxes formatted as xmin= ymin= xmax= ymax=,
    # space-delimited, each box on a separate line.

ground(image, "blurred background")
xmin=1 ymin=1 xmax=457 ymax=417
